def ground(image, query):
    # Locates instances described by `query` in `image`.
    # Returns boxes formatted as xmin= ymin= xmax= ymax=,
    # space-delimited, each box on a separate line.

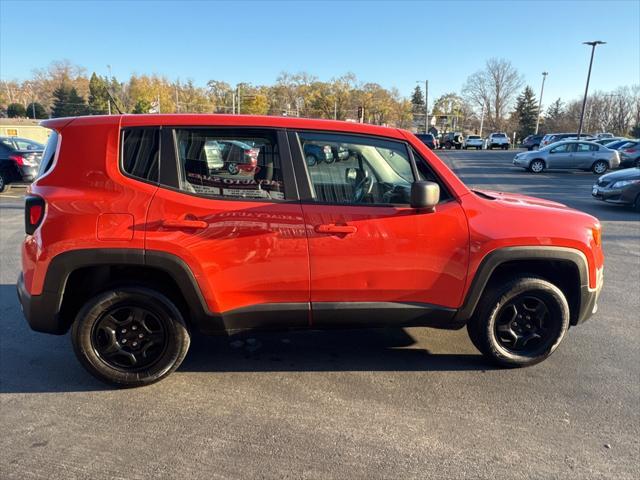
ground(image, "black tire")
xmin=305 ymin=154 xmax=317 ymax=167
xmin=634 ymin=194 xmax=640 ymax=213
xmin=71 ymin=287 xmax=190 ymax=387
xmin=0 ymin=171 xmax=6 ymax=193
xmin=467 ymin=276 xmax=570 ymax=367
xmin=529 ymin=159 xmax=545 ymax=173
xmin=592 ymin=160 xmax=608 ymax=174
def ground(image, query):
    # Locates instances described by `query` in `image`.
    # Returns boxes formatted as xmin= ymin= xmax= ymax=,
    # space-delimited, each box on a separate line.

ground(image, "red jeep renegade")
xmin=17 ymin=115 xmax=604 ymax=387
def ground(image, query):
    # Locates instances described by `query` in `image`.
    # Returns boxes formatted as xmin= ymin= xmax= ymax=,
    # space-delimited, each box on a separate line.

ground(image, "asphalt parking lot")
xmin=1 ymin=151 xmax=638 ymax=480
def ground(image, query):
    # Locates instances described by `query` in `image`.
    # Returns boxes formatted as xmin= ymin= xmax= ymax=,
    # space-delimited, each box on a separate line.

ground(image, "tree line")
xmin=2 ymin=59 xmax=638 ymax=138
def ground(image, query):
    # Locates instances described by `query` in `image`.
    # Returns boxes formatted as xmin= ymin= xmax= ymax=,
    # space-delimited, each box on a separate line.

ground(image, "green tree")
xmin=51 ymin=85 xmax=88 ymax=117
xmin=545 ymin=98 xmax=566 ymax=132
xmin=411 ymin=85 xmax=424 ymax=113
xmin=132 ymin=99 xmax=152 ymax=114
xmin=25 ymin=102 xmax=48 ymax=119
xmin=514 ymin=86 xmax=539 ymax=138
xmin=7 ymin=103 xmax=26 ymax=118
xmin=88 ymin=72 xmax=110 ymax=114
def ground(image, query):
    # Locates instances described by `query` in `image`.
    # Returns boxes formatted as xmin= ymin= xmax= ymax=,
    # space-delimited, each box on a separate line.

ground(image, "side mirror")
xmin=410 ymin=181 xmax=440 ymax=211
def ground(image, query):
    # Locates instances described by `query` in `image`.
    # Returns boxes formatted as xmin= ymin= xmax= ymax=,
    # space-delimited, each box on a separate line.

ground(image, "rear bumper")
xmin=17 ymin=273 xmax=65 ymax=335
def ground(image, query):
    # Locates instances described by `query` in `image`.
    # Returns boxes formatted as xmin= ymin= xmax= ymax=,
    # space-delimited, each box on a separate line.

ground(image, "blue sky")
xmin=1 ymin=0 xmax=638 ymax=108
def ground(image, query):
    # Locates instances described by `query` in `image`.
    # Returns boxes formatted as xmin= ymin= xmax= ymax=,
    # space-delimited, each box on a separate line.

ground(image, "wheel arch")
xmin=454 ymin=247 xmax=591 ymax=326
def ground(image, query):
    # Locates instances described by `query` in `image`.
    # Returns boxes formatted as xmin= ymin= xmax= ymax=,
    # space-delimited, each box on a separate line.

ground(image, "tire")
xmin=227 ymin=163 xmax=240 ymax=175
xmin=592 ymin=160 xmax=608 ymax=175
xmin=529 ymin=159 xmax=545 ymax=173
xmin=467 ymin=276 xmax=570 ymax=367
xmin=71 ymin=287 xmax=190 ymax=387
xmin=0 ymin=171 xmax=6 ymax=193
xmin=324 ymin=155 xmax=335 ymax=164
xmin=305 ymin=154 xmax=317 ymax=167
xmin=464 ymin=146 xmax=468 ymax=150
xmin=634 ymin=194 xmax=640 ymax=213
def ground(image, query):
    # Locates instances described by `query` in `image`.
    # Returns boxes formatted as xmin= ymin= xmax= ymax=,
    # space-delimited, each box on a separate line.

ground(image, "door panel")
xmin=547 ymin=143 xmax=574 ymax=169
xmin=145 ymin=128 xmax=310 ymax=328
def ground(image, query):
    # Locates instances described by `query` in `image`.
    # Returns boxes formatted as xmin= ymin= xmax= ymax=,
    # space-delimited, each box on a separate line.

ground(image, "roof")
xmin=41 ymin=114 xmax=408 ymax=140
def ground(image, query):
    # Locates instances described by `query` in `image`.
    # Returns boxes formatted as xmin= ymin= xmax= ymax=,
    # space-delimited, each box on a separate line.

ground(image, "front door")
xmin=291 ymin=131 xmax=469 ymax=327
xmin=547 ymin=142 xmax=576 ymax=169
xmin=145 ymin=127 xmax=309 ymax=331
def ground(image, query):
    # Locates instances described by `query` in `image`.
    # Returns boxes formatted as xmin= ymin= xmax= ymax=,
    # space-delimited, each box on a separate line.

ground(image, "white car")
xmin=487 ymin=132 xmax=510 ymax=150
xmin=464 ymin=135 xmax=484 ymax=150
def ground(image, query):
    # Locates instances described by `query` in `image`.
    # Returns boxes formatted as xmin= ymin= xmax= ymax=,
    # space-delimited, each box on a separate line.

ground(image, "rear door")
xmin=145 ymin=127 xmax=310 ymax=331
xmin=290 ymin=131 xmax=469 ymax=327
xmin=574 ymin=142 xmax=596 ymax=168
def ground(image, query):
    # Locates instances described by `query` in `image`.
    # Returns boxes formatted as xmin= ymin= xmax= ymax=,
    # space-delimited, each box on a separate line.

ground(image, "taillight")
xmin=624 ymin=148 xmax=637 ymax=153
xmin=9 ymin=154 xmax=25 ymax=166
xmin=25 ymin=195 xmax=45 ymax=235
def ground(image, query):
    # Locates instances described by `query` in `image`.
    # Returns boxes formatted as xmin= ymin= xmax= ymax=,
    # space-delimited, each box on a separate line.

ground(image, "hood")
xmin=474 ymin=189 xmax=569 ymax=209
xmin=598 ymin=167 xmax=640 ymax=182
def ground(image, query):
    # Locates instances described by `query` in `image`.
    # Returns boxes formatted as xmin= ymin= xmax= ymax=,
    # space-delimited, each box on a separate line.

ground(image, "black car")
xmin=520 ymin=134 xmax=544 ymax=150
xmin=0 ymin=136 xmax=44 ymax=192
xmin=440 ymin=132 xmax=464 ymax=150
xmin=415 ymin=133 xmax=436 ymax=149
xmin=592 ymin=167 xmax=640 ymax=211
xmin=617 ymin=141 xmax=639 ymax=168
xmin=303 ymin=142 xmax=335 ymax=166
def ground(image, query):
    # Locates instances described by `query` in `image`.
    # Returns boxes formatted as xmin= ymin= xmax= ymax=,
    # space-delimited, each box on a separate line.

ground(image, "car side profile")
xmin=18 ymin=115 xmax=604 ymax=387
xmin=513 ymin=140 xmax=620 ymax=173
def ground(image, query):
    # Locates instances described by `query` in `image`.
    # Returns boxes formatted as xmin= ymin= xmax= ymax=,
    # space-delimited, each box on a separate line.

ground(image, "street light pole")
xmin=535 ymin=72 xmax=548 ymax=135
xmin=578 ymin=41 xmax=605 ymax=139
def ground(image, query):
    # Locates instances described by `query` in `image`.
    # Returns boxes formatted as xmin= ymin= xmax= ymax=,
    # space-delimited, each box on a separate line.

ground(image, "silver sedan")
xmin=512 ymin=140 xmax=620 ymax=174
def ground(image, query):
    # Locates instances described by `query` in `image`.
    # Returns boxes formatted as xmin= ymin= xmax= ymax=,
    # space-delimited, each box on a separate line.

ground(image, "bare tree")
xmin=463 ymin=58 xmax=523 ymax=131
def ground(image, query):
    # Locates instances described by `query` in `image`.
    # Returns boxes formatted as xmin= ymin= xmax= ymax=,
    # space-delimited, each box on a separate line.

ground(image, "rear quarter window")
xmin=37 ymin=131 xmax=59 ymax=178
xmin=121 ymin=128 xmax=160 ymax=183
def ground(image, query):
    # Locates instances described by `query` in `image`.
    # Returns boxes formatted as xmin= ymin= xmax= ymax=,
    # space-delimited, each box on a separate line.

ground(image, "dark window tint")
xmin=37 ymin=131 xmax=59 ymax=178
xmin=175 ymin=129 xmax=285 ymax=201
xmin=122 ymin=128 xmax=160 ymax=182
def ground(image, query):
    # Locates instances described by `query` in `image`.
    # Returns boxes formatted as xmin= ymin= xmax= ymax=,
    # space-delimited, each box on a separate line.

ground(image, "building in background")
xmin=0 ymin=119 xmax=51 ymax=144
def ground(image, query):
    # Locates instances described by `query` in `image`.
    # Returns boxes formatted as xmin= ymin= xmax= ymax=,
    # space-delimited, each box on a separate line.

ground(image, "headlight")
xmin=612 ymin=179 xmax=640 ymax=189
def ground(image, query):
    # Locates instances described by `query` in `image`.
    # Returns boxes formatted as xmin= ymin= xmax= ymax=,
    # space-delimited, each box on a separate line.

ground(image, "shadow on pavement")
xmin=0 ymin=283 xmax=489 ymax=394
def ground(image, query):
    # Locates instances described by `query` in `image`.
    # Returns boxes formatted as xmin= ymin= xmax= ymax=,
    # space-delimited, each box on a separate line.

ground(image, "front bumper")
xmin=591 ymin=185 xmax=632 ymax=205
xmin=17 ymin=273 xmax=66 ymax=335
xmin=576 ymin=272 xmax=603 ymax=325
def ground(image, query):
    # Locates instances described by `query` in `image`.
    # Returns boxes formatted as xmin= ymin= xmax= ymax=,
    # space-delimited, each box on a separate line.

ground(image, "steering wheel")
xmin=353 ymin=171 xmax=373 ymax=203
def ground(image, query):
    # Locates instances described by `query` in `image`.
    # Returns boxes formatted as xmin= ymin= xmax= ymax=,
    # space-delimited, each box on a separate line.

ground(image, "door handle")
xmin=162 ymin=219 xmax=208 ymax=229
xmin=315 ymin=224 xmax=357 ymax=234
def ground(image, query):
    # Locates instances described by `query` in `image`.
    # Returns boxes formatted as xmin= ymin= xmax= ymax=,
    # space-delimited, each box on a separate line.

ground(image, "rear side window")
xmin=37 ymin=131 xmax=59 ymax=178
xmin=121 ymin=128 xmax=160 ymax=183
xmin=174 ymin=129 xmax=285 ymax=201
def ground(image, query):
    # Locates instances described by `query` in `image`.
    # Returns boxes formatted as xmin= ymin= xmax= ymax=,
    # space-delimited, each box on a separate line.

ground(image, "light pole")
xmin=535 ymin=71 xmax=548 ymax=135
xmin=578 ymin=41 xmax=605 ymax=139
xmin=106 ymin=65 xmax=112 ymax=115
xmin=416 ymin=80 xmax=429 ymax=133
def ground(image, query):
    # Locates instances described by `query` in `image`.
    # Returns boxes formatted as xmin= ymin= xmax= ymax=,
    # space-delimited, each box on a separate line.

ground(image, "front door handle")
xmin=315 ymin=224 xmax=357 ymax=235
xmin=162 ymin=219 xmax=208 ymax=229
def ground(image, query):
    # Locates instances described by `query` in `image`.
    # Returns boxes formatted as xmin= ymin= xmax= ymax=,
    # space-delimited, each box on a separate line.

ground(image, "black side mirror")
xmin=410 ymin=181 xmax=440 ymax=211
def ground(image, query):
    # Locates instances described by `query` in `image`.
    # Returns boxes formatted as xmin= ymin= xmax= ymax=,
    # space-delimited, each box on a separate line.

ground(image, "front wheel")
xmin=467 ymin=276 xmax=570 ymax=367
xmin=592 ymin=160 xmax=608 ymax=174
xmin=71 ymin=287 xmax=190 ymax=387
xmin=305 ymin=154 xmax=317 ymax=167
xmin=227 ymin=162 xmax=240 ymax=175
xmin=529 ymin=159 xmax=545 ymax=173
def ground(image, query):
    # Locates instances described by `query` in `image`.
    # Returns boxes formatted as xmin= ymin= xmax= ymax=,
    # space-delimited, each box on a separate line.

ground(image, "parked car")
xmin=602 ymin=139 xmax=634 ymax=151
xmin=487 ymin=132 xmax=510 ymax=150
xmin=520 ymin=134 xmax=544 ymax=151
xmin=592 ymin=166 xmax=640 ymax=211
xmin=595 ymin=133 xmax=614 ymax=139
xmin=617 ymin=140 xmax=640 ymax=168
xmin=0 ymin=136 xmax=44 ymax=192
xmin=416 ymin=133 xmax=436 ymax=149
xmin=441 ymin=132 xmax=464 ymax=149
xmin=303 ymin=142 xmax=334 ymax=166
xmin=218 ymin=140 xmax=259 ymax=175
xmin=512 ymin=140 xmax=620 ymax=174
xmin=539 ymin=133 xmax=589 ymax=148
xmin=594 ymin=137 xmax=626 ymax=146
xmin=463 ymin=135 xmax=483 ymax=150
xmin=19 ymin=114 xmax=604 ymax=386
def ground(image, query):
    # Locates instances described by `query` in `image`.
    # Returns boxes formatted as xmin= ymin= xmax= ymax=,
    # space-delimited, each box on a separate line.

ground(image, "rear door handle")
xmin=162 ymin=219 xmax=208 ymax=229
xmin=315 ymin=224 xmax=357 ymax=234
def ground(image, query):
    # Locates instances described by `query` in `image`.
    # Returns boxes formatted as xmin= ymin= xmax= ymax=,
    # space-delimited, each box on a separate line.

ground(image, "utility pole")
xmin=232 ymin=92 xmax=236 ymax=114
xmin=578 ymin=41 xmax=605 ymax=139
xmin=106 ymin=65 xmax=112 ymax=115
xmin=479 ymin=101 xmax=485 ymax=137
xmin=535 ymin=72 xmax=548 ymax=134
xmin=424 ymin=80 xmax=429 ymax=134
xmin=237 ymin=85 xmax=241 ymax=115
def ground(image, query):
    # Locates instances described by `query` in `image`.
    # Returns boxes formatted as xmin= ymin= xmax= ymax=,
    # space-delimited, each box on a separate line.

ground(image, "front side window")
xmin=175 ymin=129 xmax=285 ymax=201
xmin=550 ymin=143 xmax=572 ymax=153
xmin=299 ymin=132 xmax=414 ymax=205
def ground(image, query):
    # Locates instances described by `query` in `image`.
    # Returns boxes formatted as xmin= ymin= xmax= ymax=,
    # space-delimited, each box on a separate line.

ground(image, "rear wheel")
xmin=592 ymin=160 xmax=608 ymax=174
xmin=227 ymin=162 xmax=239 ymax=175
xmin=305 ymin=154 xmax=317 ymax=167
xmin=467 ymin=276 xmax=570 ymax=367
xmin=634 ymin=194 xmax=640 ymax=212
xmin=529 ymin=159 xmax=545 ymax=173
xmin=0 ymin=171 xmax=6 ymax=193
xmin=71 ymin=287 xmax=190 ymax=387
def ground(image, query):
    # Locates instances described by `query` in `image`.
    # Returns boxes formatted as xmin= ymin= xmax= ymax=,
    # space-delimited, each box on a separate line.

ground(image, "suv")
xmin=440 ymin=132 xmax=464 ymax=149
xmin=18 ymin=115 xmax=604 ymax=387
xmin=487 ymin=132 xmax=510 ymax=150
xmin=0 ymin=136 xmax=44 ymax=192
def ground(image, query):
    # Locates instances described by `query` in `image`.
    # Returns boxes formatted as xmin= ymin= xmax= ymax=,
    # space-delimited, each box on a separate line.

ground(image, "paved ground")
xmin=1 ymin=152 xmax=638 ymax=479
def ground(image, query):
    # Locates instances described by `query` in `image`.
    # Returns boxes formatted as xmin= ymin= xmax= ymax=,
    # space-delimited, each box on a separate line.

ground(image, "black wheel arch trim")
xmin=454 ymin=246 xmax=597 ymax=325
